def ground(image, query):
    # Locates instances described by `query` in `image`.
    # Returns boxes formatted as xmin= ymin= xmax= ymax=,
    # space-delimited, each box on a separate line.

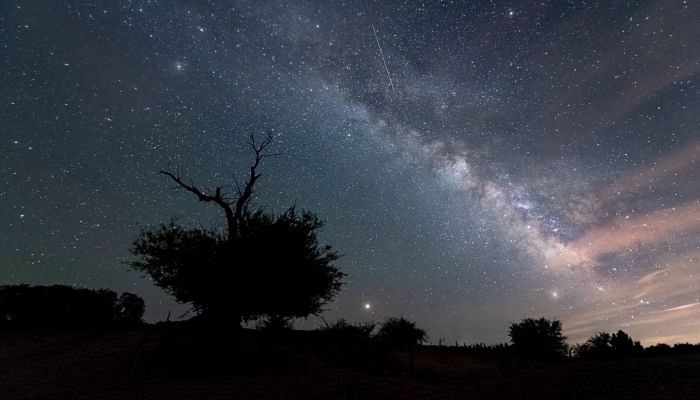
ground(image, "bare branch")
xmin=260 ymin=152 xmax=282 ymax=159
xmin=232 ymin=133 xmax=279 ymax=232
xmin=160 ymin=169 xmax=237 ymax=241
xmin=160 ymin=133 xmax=279 ymax=242
xmin=159 ymin=170 xmax=230 ymax=206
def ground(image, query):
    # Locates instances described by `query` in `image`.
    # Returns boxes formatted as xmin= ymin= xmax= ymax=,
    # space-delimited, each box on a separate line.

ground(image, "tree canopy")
xmin=508 ymin=317 xmax=568 ymax=358
xmin=376 ymin=317 xmax=427 ymax=348
xmin=376 ymin=317 xmax=427 ymax=372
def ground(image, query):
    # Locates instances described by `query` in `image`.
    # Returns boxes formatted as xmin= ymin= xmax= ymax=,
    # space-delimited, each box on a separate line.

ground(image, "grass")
xmin=1 ymin=325 xmax=699 ymax=399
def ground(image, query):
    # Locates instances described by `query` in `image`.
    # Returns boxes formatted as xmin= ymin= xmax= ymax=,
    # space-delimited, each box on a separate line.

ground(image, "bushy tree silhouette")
xmin=610 ymin=330 xmax=643 ymax=355
xmin=376 ymin=317 xmax=427 ymax=371
xmin=117 ymin=292 xmax=147 ymax=325
xmin=574 ymin=332 xmax=611 ymax=358
xmin=508 ymin=317 xmax=567 ymax=358
xmin=0 ymin=284 xmax=144 ymax=330
xmin=575 ymin=330 xmax=643 ymax=358
xmin=129 ymin=134 xmax=344 ymax=327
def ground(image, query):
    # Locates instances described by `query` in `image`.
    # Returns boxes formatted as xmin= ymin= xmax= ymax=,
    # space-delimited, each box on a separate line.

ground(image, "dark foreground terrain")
xmin=2 ymin=325 xmax=699 ymax=400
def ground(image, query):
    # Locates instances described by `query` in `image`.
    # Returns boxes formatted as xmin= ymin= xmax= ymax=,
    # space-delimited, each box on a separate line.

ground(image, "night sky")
xmin=2 ymin=0 xmax=698 ymax=345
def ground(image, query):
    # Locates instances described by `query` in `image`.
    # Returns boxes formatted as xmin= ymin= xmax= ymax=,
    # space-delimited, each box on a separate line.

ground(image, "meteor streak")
xmin=371 ymin=24 xmax=395 ymax=90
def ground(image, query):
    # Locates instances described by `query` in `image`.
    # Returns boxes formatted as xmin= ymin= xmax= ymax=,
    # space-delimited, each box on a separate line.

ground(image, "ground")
xmin=1 ymin=326 xmax=699 ymax=399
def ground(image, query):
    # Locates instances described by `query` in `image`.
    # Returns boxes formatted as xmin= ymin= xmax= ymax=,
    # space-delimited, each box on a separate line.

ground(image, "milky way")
xmin=1 ymin=0 xmax=698 ymax=345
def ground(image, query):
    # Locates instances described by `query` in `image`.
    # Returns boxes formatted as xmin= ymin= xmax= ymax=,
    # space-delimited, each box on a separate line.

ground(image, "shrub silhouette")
xmin=116 ymin=292 xmax=147 ymax=325
xmin=459 ymin=342 xmax=512 ymax=356
xmin=610 ymin=330 xmax=643 ymax=355
xmin=0 ymin=284 xmax=144 ymax=331
xmin=257 ymin=314 xmax=295 ymax=331
xmin=575 ymin=330 xmax=643 ymax=358
xmin=574 ymin=332 xmax=612 ymax=358
xmin=376 ymin=317 xmax=427 ymax=371
xmin=129 ymin=135 xmax=344 ymax=327
xmin=645 ymin=343 xmax=672 ymax=355
xmin=508 ymin=317 xmax=567 ymax=358
xmin=321 ymin=318 xmax=376 ymax=338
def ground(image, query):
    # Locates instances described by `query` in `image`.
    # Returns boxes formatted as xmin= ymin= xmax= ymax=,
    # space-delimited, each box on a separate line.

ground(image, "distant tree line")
xmin=0 ymin=284 xmax=144 ymax=331
xmin=573 ymin=330 xmax=643 ymax=358
xmin=419 ymin=317 xmax=700 ymax=359
xmin=643 ymin=342 xmax=700 ymax=356
xmin=3 ymin=282 xmax=700 ymax=363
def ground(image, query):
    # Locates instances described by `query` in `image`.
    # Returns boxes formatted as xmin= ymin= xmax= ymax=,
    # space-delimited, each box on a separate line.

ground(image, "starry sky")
xmin=1 ymin=0 xmax=698 ymax=345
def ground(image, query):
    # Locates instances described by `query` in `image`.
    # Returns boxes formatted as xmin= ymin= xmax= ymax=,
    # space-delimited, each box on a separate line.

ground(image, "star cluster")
xmin=1 ymin=0 xmax=698 ymax=345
